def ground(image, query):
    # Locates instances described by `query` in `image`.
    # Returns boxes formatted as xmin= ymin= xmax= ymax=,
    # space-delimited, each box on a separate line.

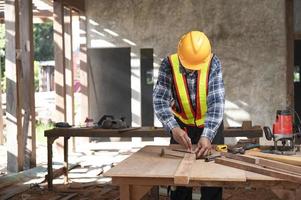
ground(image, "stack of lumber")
xmin=215 ymin=150 xmax=301 ymax=183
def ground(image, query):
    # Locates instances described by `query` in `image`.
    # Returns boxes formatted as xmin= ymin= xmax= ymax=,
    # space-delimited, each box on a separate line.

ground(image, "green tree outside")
xmin=33 ymin=22 xmax=54 ymax=61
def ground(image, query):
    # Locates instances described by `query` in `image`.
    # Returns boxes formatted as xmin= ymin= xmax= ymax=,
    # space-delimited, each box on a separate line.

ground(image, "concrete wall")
xmin=295 ymin=0 xmax=301 ymax=32
xmin=85 ymin=0 xmax=287 ymax=133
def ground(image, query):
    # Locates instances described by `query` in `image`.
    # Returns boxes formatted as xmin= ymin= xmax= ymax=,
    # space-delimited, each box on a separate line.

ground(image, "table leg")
xmin=47 ymin=136 xmax=58 ymax=190
xmin=64 ymin=136 xmax=70 ymax=184
xmin=120 ymin=184 xmax=130 ymax=200
xmin=119 ymin=184 xmax=152 ymax=200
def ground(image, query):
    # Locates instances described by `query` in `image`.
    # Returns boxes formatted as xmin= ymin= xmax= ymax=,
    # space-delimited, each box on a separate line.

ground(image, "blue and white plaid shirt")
xmin=153 ymin=54 xmax=225 ymax=142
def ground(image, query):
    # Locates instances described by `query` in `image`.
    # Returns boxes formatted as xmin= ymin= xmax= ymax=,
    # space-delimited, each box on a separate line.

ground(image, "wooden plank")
xmin=44 ymin=163 xmax=79 ymax=183
xmin=221 ymin=152 xmax=257 ymax=164
xmin=215 ymin=157 xmax=301 ymax=183
xmin=105 ymin=145 xmax=246 ymax=183
xmin=44 ymin=127 xmax=170 ymax=137
xmin=245 ymin=150 xmax=301 ymax=166
xmin=5 ymin=0 xmax=23 ymax=172
xmin=130 ymin=185 xmax=152 ymax=200
xmin=54 ymin=0 xmax=66 ymax=155
xmin=119 ymin=184 xmax=130 ymax=200
xmin=63 ymin=136 xmax=69 ymax=183
xmin=19 ymin=0 xmax=36 ymax=169
xmin=79 ymin=11 xmax=88 ymax=125
xmin=222 ymin=152 xmax=301 ymax=175
xmin=112 ymin=176 xmax=299 ymax=189
xmin=190 ymin=159 xmax=246 ymax=182
xmin=174 ymin=153 xmax=196 ymax=184
xmin=54 ymin=0 xmax=66 ymax=122
xmin=64 ymin=6 xmax=74 ymax=126
xmin=105 ymin=146 xmax=181 ymax=178
xmin=223 ymin=127 xmax=262 ymax=138
xmin=44 ymin=126 xmax=263 ymax=138
xmin=257 ymin=158 xmax=301 ymax=175
xmin=286 ymin=0 xmax=294 ymax=107
xmin=0 ymin=166 xmax=46 ymax=189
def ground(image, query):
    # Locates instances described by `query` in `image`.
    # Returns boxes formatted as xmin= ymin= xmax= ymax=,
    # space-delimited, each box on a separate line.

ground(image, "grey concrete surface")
xmin=295 ymin=0 xmax=301 ymax=32
xmin=85 ymin=0 xmax=287 ymax=134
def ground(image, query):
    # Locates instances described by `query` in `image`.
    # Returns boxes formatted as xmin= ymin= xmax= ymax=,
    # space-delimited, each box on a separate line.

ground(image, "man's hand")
xmin=171 ymin=127 xmax=192 ymax=151
xmin=194 ymin=137 xmax=212 ymax=159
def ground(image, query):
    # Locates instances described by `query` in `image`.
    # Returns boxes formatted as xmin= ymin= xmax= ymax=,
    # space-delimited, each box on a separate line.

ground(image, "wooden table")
xmin=44 ymin=127 xmax=169 ymax=189
xmin=44 ymin=126 xmax=262 ymax=190
xmin=104 ymin=145 xmax=301 ymax=200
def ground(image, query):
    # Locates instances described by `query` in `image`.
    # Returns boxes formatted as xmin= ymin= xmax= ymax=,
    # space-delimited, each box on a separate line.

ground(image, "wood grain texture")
xmin=222 ymin=152 xmax=301 ymax=175
xmin=130 ymin=185 xmax=152 ymax=200
xmin=191 ymin=160 xmax=246 ymax=182
xmin=105 ymin=146 xmax=181 ymax=178
xmin=257 ymin=158 xmax=301 ymax=175
xmin=105 ymin=146 xmax=246 ymax=183
xmin=245 ymin=150 xmax=301 ymax=166
xmin=174 ymin=153 xmax=196 ymax=185
xmin=44 ymin=127 xmax=170 ymax=137
xmin=215 ymin=157 xmax=301 ymax=183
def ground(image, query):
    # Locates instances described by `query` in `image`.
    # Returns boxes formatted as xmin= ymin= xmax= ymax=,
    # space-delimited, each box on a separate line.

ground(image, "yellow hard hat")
xmin=177 ymin=31 xmax=212 ymax=70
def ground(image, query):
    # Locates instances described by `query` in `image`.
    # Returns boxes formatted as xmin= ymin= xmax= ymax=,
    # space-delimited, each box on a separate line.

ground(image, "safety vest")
xmin=169 ymin=53 xmax=212 ymax=127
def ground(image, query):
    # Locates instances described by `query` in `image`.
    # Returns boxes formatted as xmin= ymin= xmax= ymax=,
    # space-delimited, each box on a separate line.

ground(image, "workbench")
xmin=44 ymin=127 xmax=169 ymax=189
xmin=44 ymin=126 xmax=262 ymax=190
xmin=104 ymin=145 xmax=301 ymax=200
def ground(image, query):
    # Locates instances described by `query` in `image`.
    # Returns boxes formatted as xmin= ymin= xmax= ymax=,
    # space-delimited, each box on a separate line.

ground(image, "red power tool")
xmin=264 ymin=110 xmax=301 ymax=153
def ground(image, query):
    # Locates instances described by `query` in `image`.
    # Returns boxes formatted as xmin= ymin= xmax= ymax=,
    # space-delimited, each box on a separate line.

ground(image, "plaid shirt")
xmin=153 ymin=54 xmax=225 ymax=142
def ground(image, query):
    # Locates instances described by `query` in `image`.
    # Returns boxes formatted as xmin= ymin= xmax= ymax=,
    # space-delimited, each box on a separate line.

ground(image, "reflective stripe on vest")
xmin=169 ymin=53 xmax=211 ymax=127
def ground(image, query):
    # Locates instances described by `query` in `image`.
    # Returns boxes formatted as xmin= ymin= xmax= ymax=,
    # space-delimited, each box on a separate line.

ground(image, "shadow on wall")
xmin=88 ymin=18 xmax=164 ymax=127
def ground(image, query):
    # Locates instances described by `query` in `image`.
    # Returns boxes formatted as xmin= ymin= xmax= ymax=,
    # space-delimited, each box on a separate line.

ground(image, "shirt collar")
xmin=179 ymin=63 xmax=197 ymax=76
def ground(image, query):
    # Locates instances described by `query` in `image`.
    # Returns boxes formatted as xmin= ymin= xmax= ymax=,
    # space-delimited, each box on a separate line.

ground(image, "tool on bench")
xmin=171 ymin=148 xmax=193 ymax=154
xmin=228 ymin=143 xmax=260 ymax=154
xmin=160 ymin=148 xmax=185 ymax=158
xmin=215 ymin=144 xmax=228 ymax=152
xmin=97 ymin=115 xmax=127 ymax=129
xmin=205 ymin=154 xmax=221 ymax=162
xmin=263 ymin=109 xmax=301 ymax=154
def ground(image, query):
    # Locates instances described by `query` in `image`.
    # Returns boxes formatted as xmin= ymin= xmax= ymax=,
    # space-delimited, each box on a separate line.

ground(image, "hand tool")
xmin=263 ymin=109 xmax=301 ymax=154
xmin=205 ymin=154 xmax=221 ymax=162
xmin=215 ymin=144 xmax=228 ymax=152
xmin=228 ymin=143 xmax=260 ymax=154
xmin=228 ymin=146 xmax=245 ymax=154
xmin=171 ymin=148 xmax=193 ymax=154
xmin=160 ymin=148 xmax=185 ymax=158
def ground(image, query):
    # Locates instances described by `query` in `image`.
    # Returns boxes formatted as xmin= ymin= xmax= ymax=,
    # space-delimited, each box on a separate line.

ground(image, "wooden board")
xmin=174 ymin=153 xmax=196 ymax=184
xmin=44 ymin=127 xmax=169 ymax=137
xmin=245 ymin=150 xmax=301 ymax=166
xmin=191 ymin=160 xmax=246 ymax=182
xmin=105 ymin=146 xmax=247 ymax=183
xmin=257 ymin=158 xmax=301 ymax=175
xmin=222 ymin=152 xmax=301 ymax=175
xmin=215 ymin=157 xmax=301 ymax=183
xmin=105 ymin=146 xmax=180 ymax=178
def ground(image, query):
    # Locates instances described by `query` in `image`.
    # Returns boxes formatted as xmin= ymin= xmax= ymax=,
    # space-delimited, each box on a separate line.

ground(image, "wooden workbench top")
xmin=44 ymin=127 xmax=169 ymax=137
xmin=44 ymin=126 xmax=262 ymax=138
xmin=104 ymin=145 xmax=278 ymax=183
